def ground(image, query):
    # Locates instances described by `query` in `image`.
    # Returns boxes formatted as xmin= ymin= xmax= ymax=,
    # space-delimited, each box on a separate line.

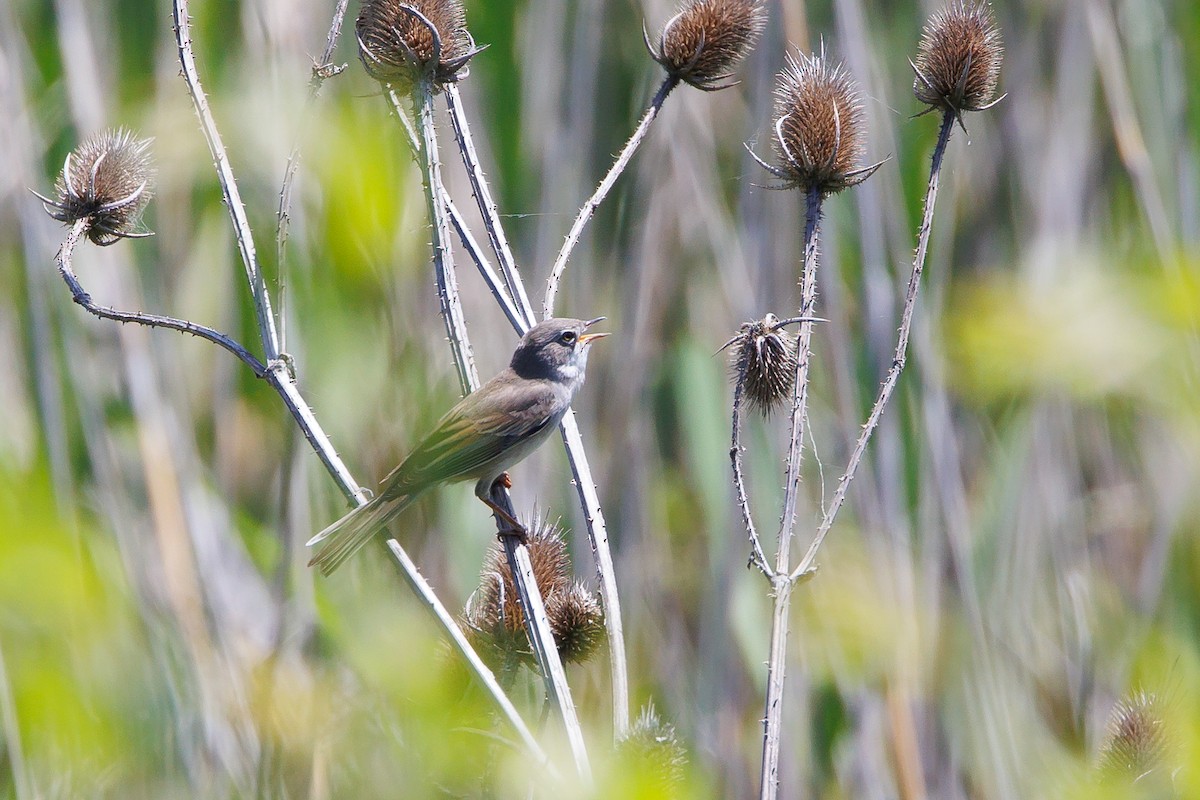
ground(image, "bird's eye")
xmin=559 ymin=330 xmax=577 ymax=345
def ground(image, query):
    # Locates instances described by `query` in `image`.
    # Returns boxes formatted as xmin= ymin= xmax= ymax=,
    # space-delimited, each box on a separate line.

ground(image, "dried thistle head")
xmin=912 ymin=1 xmax=1003 ymax=116
xmin=356 ymin=0 xmax=477 ymax=87
xmin=649 ymin=0 xmax=767 ymax=91
xmin=617 ymin=703 xmax=687 ymax=793
xmin=1098 ymin=691 xmax=1170 ymax=782
xmin=767 ymin=51 xmax=879 ymax=196
xmin=37 ymin=128 xmax=154 ymax=246
xmin=546 ymin=581 xmax=605 ymax=664
xmin=727 ymin=314 xmax=797 ymax=414
xmin=462 ymin=517 xmax=584 ymax=666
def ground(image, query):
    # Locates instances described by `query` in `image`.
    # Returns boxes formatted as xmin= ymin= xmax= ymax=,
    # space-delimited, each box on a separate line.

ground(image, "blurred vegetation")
xmin=2 ymin=0 xmax=1200 ymax=797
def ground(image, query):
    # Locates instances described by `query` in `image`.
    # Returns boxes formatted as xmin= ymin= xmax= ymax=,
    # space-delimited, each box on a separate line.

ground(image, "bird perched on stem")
xmin=308 ymin=317 xmax=609 ymax=575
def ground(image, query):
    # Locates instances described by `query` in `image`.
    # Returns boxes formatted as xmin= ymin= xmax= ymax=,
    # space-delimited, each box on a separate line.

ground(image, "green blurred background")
xmin=1 ymin=0 xmax=1199 ymax=796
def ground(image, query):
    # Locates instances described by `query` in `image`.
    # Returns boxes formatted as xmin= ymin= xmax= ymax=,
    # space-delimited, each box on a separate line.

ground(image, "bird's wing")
xmin=378 ymin=374 xmax=562 ymax=499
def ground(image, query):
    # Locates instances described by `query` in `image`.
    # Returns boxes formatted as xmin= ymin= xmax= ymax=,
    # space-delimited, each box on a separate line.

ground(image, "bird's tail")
xmin=307 ymin=494 xmax=414 ymax=576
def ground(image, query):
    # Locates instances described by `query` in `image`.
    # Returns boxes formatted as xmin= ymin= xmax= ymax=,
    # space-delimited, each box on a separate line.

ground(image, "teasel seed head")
xmin=1098 ymin=690 xmax=1171 ymax=783
xmin=36 ymin=128 xmax=154 ymax=246
xmin=546 ymin=581 xmax=605 ymax=664
xmin=726 ymin=314 xmax=797 ymax=415
xmin=356 ymin=0 xmax=480 ymax=88
xmin=463 ymin=516 xmax=604 ymax=666
xmin=911 ymin=1 xmax=1003 ymax=117
xmin=648 ymin=0 xmax=768 ymax=91
xmin=617 ymin=703 xmax=687 ymax=793
xmin=761 ymin=50 xmax=882 ymax=196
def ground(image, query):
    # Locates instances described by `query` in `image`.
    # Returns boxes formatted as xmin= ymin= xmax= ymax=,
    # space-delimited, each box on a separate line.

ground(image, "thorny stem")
xmin=542 ymin=74 xmax=679 ymax=319
xmin=443 ymin=84 xmax=631 ymax=738
xmin=413 ymin=80 xmax=478 ymax=390
xmin=445 ymin=85 xmax=536 ymax=329
xmin=55 ymin=215 xmax=556 ymax=761
xmin=775 ymin=188 xmax=823 ymax=575
xmin=490 ymin=487 xmax=592 ymax=782
xmin=410 ymin=80 xmax=590 ymax=778
xmin=56 ymin=220 xmax=268 ymax=377
xmin=730 ymin=369 xmax=772 ymax=577
xmin=162 ymin=8 xmax=548 ymax=763
xmin=388 ymin=92 xmax=526 ymax=332
xmin=172 ymin=0 xmax=280 ymax=360
xmin=759 ymin=186 xmax=822 ymax=800
xmin=791 ymin=110 xmax=954 ymax=584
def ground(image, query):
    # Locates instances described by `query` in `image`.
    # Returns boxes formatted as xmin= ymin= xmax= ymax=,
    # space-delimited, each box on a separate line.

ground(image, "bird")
xmin=307 ymin=316 xmax=609 ymax=575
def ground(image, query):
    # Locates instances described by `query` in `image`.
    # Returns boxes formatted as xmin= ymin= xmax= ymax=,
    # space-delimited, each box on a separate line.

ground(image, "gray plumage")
xmin=308 ymin=317 xmax=606 ymax=575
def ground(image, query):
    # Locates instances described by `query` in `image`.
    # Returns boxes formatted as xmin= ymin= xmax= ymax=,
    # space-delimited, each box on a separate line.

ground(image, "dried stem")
xmin=542 ymin=74 xmax=679 ymax=319
xmin=172 ymin=0 xmax=280 ymax=360
xmin=759 ymin=186 xmax=822 ymax=800
xmin=388 ymin=92 xmax=526 ymax=332
xmin=409 ymin=79 xmax=590 ymax=777
xmin=56 ymin=220 xmax=267 ymax=377
xmin=446 ymin=199 xmax=527 ymax=332
xmin=413 ymin=80 xmax=478 ymax=390
xmin=489 ymin=487 xmax=592 ymax=782
xmin=774 ymin=187 xmax=823 ymax=574
xmin=445 ymin=85 xmax=535 ymax=329
xmin=557 ymin=409 xmax=629 ymax=736
xmin=730 ymin=369 xmax=773 ymax=577
xmin=443 ymin=85 xmax=631 ymax=737
xmin=159 ymin=6 xmax=548 ymax=766
xmin=791 ymin=109 xmax=953 ymax=583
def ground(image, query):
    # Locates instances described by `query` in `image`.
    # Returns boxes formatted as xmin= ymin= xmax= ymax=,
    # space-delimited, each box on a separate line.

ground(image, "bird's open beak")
xmin=579 ymin=316 xmax=609 ymax=344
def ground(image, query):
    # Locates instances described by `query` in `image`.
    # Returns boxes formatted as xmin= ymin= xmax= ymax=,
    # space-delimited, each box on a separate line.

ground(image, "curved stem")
xmin=56 ymin=221 xmax=268 ymax=377
xmin=730 ymin=369 xmax=773 ymax=577
xmin=172 ymin=0 xmax=280 ymax=360
xmin=791 ymin=110 xmax=953 ymax=583
xmin=542 ymin=75 xmax=678 ymax=319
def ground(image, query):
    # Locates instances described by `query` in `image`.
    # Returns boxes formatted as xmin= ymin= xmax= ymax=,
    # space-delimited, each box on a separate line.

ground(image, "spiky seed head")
xmin=42 ymin=128 xmax=154 ymax=246
xmin=617 ymin=703 xmax=688 ymax=793
xmin=356 ymin=0 xmax=474 ymax=87
xmin=462 ymin=517 xmax=575 ymax=667
xmin=771 ymin=51 xmax=872 ymax=196
xmin=652 ymin=0 xmax=767 ymax=90
xmin=912 ymin=1 xmax=1003 ymax=114
xmin=731 ymin=314 xmax=796 ymax=414
xmin=1098 ymin=691 xmax=1170 ymax=782
xmin=546 ymin=582 xmax=605 ymax=664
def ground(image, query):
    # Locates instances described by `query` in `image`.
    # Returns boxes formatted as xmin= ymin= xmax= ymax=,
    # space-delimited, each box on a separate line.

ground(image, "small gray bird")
xmin=308 ymin=317 xmax=609 ymax=575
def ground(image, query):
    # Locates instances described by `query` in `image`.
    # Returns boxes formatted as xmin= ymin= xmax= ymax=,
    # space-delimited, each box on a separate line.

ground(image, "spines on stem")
xmin=912 ymin=1 xmax=1004 ymax=117
xmin=649 ymin=0 xmax=768 ymax=90
xmin=766 ymin=51 xmax=879 ymax=196
xmin=37 ymin=128 xmax=155 ymax=246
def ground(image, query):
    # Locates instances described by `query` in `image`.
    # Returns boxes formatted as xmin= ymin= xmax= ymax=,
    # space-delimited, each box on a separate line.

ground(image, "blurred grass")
xmin=2 ymin=0 xmax=1200 ymax=796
